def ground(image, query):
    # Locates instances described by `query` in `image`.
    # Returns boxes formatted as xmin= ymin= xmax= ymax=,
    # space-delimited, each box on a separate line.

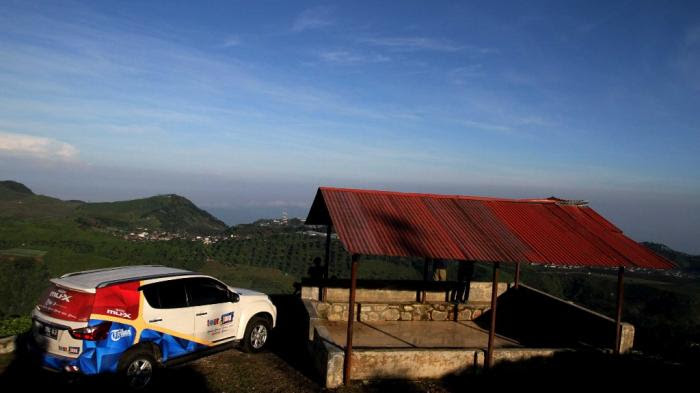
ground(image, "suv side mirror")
xmin=229 ymin=291 xmax=240 ymax=303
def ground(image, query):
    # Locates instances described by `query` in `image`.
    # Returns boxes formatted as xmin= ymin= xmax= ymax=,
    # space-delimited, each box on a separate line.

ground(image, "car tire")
xmin=241 ymin=316 xmax=271 ymax=353
xmin=118 ymin=347 xmax=158 ymax=390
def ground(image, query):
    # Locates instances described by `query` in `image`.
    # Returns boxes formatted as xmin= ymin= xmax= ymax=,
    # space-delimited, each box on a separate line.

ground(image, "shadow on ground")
xmin=0 ymin=332 xmax=212 ymax=392
xmin=442 ymin=350 xmax=694 ymax=390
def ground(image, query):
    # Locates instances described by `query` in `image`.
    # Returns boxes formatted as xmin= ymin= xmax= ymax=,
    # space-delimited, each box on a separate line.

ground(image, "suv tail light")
xmin=69 ymin=321 xmax=112 ymax=340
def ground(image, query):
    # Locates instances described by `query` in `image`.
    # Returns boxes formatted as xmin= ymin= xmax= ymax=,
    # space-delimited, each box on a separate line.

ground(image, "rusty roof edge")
xmin=318 ymin=186 xmax=560 ymax=204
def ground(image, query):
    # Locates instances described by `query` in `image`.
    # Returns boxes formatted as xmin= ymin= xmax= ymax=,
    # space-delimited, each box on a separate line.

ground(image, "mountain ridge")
xmin=641 ymin=242 xmax=700 ymax=270
xmin=0 ymin=180 xmax=227 ymax=234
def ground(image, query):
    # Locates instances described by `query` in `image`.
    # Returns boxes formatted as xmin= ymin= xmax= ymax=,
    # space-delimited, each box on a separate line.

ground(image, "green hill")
xmin=0 ymin=181 xmax=82 ymax=218
xmin=642 ymin=242 xmax=700 ymax=270
xmin=75 ymin=194 xmax=227 ymax=234
xmin=0 ymin=180 xmax=34 ymax=197
xmin=0 ymin=181 xmax=227 ymax=234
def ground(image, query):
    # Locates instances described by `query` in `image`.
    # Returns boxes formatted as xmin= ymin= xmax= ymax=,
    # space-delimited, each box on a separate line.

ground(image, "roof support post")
xmin=421 ymin=258 xmax=431 ymax=303
xmin=486 ymin=262 xmax=500 ymax=368
xmin=614 ymin=266 xmax=625 ymax=354
xmin=343 ymin=254 xmax=360 ymax=385
xmin=324 ymin=225 xmax=332 ymax=279
xmin=514 ymin=262 xmax=521 ymax=289
xmin=321 ymin=225 xmax=332 ymax=302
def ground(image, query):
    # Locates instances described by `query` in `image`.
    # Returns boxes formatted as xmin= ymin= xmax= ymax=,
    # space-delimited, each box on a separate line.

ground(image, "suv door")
xmin=141 ymin=279 xmax=194 ymax=340
xmin=185 ymin=277 xmax=240 ymax=343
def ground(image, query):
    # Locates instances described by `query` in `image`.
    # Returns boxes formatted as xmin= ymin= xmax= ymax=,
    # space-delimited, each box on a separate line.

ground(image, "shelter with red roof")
xmin=305 ymin=187 xmax=673 ymax=385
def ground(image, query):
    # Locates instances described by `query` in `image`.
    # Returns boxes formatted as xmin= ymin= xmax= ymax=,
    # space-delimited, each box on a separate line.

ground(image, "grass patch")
xmin=0 ymin=248 xmax=47 ymax=258
xmin=0 ymin=316 xmax=31 ymax=338
xmin=199 ymin=260 xmax=298 ymax=294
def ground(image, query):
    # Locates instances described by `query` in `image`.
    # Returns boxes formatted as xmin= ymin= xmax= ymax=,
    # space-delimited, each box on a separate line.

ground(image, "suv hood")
xmin=233 ymin=288 xmax=267 ymax=298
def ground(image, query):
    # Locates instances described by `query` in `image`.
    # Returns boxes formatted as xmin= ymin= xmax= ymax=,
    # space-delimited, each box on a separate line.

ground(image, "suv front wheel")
xmin=118 ymin=347 xmax=158 ymax=389
xmin=241 ymin=316 xmax=270 ymax=353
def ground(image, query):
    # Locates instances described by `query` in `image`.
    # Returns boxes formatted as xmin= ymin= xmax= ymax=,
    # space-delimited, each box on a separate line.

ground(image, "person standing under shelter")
xmin=433 ymin=259 xmax=447 ymax=281
xmin=307 ymin=257 xmax=324 ymax=280
xmin=454 ymin=261 xmax=475 ymax=303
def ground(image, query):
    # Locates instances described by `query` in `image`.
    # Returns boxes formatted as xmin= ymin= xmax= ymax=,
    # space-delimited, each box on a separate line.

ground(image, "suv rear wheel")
xmin=241 ymin=316 xmax=270 ymax=353
xmin=118 ymin=347 xmax=158 ymax=389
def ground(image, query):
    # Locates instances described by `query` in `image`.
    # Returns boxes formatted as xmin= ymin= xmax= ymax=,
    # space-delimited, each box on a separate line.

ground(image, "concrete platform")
xmin=311 ymin=321 xmax=559 ymax=388
xmin=303 ymin=283 xmax=636 ymax=388
xmin=319 ymin=320 xmax=521 ymax=349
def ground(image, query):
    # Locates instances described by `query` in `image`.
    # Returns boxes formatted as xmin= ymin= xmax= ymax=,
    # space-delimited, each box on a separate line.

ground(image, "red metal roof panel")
xmin=305 ymin=187 xmax=674 ymax=269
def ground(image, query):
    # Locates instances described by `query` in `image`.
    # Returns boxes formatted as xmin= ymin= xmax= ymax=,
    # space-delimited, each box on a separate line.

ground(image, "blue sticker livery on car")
xmin=42 ymin=353 xmax=79 ymax=371
xmin=77 ymin=320 xmax=137 ymax=374
xmin=139 ymin=329 xmax=207 ymax=361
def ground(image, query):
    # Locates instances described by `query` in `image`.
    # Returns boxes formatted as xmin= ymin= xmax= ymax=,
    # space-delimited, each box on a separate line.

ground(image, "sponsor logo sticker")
xmin=106 ymin=308 xmax=132 ymax=319
xmin=221 ymin=312 xmax=234 ymax=324
xmin=207 ymin=318 xmax=220 ymax=326
xmin=49 ymin=289 xmax=71 ymax=303
xmin=110 ymin=328 xmax=132 ymax=342
xmin=69 ymin=346 xmax=80 ymax=354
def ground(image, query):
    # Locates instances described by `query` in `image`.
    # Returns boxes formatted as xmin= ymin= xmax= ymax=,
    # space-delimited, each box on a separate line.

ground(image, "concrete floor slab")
xmin=319 ymin=320 xmax=521 ymax=349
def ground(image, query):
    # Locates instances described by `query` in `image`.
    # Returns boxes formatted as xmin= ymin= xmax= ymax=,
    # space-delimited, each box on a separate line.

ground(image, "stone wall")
xmin=0 ymin=336 xmax=15 ymax=354
xmin=301 ymin=281 xmax=508 ymax=303
xmin=312 ymin=301 xmax=490 ymax=322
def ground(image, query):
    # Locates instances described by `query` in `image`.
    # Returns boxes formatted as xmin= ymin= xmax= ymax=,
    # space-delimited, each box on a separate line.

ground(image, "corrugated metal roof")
xmin=305 ymin=187 xmax=674 ymax=269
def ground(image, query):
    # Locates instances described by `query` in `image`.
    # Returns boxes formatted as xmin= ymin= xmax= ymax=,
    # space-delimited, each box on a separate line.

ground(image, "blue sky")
xmin=1 ymin=1 xmax=699 ymax=252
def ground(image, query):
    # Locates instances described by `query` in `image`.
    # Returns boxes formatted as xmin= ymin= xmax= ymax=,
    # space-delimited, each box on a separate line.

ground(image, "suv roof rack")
xmin=97 ymin=272 xmax=198 ymax=288
xmin=60 ymin=265 xmax=166 ymax=279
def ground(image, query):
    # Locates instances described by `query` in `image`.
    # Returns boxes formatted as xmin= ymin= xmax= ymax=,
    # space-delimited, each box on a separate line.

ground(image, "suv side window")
xmin=142 ymin=279 xmax=188 ymax=309
xmin=186 ymin=278 xmax=231 ymax=307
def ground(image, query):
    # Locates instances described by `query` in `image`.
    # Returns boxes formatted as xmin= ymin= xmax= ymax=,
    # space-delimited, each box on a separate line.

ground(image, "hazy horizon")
xmin=1 ymin=1 xmax=699 ymax=253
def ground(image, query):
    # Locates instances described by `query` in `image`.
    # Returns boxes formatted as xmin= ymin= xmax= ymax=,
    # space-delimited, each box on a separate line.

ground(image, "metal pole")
xmin=343 ymin=254 xmax=359 ymax=385
xmin=324 ymin=225 xmax=332 ymax=279
xmin=614 ymin=266 xmax=625 ymax=354
xmin=486 ymin=262 xmax=500 ymax=368
xmin=514 ymin=262 xmax=521 ymax=289
xmin=421 ymin=257 xmax=430 ymax=303
xmin=321 ymin=225 xmax=332 ymax=302
xmin=423 ymin=257 xmax=431 ymax=280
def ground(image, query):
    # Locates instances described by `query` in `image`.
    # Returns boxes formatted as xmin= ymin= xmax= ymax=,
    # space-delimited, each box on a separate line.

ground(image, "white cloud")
xmin=362 ymin=36 xmax=464 ymax=52
xmin=292 ymin=6 xmax=334 ymax=32
xmin=319 ymin=50 xmax=389 ymax=65
xmin=0 ymin=131 xmax=78 ymax=161
xmin=361 ymin=36 xmax=499 ymax=55
xmin=222 ymin=35 xmax=241 ymax=47
xmin=449 ymin=64 xmax=483 ymax=84
xmin=459 ymin=120 xmax=512 ymax=133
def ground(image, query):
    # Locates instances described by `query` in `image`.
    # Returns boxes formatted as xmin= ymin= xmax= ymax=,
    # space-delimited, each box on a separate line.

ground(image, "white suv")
xmin=31 ymin=265 xmax=277 ymax=388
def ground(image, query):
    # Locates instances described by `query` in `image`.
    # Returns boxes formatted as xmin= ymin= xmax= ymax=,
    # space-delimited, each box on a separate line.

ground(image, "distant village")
xmin=115 ymin=215 xmax=339 ymax=244
xmin=119 ymin=229 xmax=231 ymax=244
